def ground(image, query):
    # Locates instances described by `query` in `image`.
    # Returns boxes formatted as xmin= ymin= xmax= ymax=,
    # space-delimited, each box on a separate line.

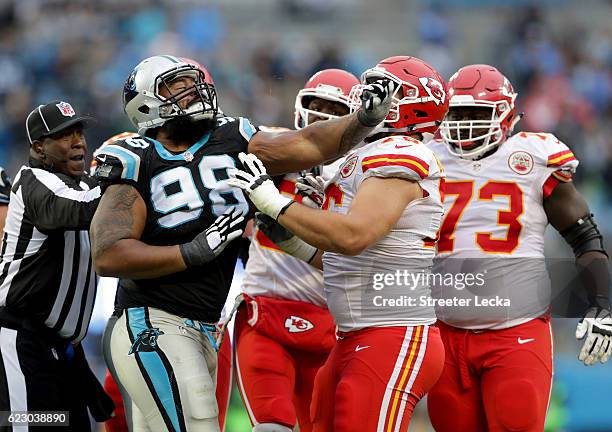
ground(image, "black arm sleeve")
xmin=561 ymin=214 xmax=611 ymax=309
xmin=22 ymin=169 xmax=101 ymax=231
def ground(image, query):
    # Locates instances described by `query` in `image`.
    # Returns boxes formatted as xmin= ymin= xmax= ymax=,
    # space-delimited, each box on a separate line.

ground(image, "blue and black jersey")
xmin=94 ymin=116 xmax=258 ymax=322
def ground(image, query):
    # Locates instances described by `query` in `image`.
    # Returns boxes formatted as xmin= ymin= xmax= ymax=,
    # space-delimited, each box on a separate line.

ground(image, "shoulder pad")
xmin=361 ymin=136 xmax=433 ymax=181
xmin=216 ymin=116 xmax=259 ymax=142
xmin=511 ymin=132 xmax=578 ymax=176
xmin=93 ymin=135 xmax=151 ymax=183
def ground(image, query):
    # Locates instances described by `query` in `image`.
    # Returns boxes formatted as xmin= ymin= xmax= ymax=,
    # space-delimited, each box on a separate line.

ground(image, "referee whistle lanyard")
xmin=183 ymin=319 xmax=219 ymax=352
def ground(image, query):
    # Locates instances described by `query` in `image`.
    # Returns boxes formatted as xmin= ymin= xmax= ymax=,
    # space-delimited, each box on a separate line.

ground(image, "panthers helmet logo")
xmin=129 ymin=328 xmax=164 ymax=354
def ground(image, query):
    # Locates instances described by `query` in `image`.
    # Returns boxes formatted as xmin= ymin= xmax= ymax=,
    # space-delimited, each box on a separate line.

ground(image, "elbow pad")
xmin=560 ymin=214 xmax=609 ymax=259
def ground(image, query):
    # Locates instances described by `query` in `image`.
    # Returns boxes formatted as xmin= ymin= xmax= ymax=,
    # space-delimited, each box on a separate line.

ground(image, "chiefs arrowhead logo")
xmin=56 ymin=101 xmax=76 ymax=117
xmin=340 ymin=154 xmax=358 ymax=178
xmin=284 ymin=316 xmax=314 ymax=333
xmin=419 ymin=77 xmax=446 ymax=106
xmin=508 ymin=151 xmax=534 ymax=175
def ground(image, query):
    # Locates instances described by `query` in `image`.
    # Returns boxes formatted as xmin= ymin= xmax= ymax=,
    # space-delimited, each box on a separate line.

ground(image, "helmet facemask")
xmin=156 ymin=65 xmax=218 ymax=123
xmin=294 ymin=86 xmax=352 ymax=129
xmin=440 ymin=98 xmax=514 ymax=160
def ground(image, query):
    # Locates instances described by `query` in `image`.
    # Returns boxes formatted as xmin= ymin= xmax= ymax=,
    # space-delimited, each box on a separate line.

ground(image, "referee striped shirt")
xmin=0 ymin=158 xmax=101 ymax=342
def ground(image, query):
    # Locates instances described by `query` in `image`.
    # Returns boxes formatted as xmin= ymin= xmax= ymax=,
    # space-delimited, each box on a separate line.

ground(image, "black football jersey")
xmin=94 ymin=116 xmax=257 ymax=322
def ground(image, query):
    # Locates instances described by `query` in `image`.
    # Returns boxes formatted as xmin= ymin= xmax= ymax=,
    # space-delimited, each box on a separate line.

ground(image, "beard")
xmin=162 ymin=116 xmax=217 ymax=143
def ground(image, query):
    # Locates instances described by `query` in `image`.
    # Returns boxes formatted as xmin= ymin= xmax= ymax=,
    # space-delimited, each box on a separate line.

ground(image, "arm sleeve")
xmin=22 ymin=169 xmax=101 ymax=231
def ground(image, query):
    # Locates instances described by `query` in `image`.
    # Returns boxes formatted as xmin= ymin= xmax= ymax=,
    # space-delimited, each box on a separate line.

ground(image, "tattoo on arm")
xmin=91 ymin=185 xmax=140 ymax=260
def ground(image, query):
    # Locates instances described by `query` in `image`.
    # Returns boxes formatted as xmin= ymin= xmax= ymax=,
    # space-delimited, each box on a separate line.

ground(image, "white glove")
xmin=256 ymin=213 xmax=318 ymax=262
xmin=179 ymin=207 xmax=245 ymax=267
xmin=295 ymin=174 xmax=325 ymax=209
xmin=228 ymin=153 xmax=294 ymax=220
xmin=357 ymin=79 xmax=396 ymax=127
xmin=576 ymin=306 xmax=612 ymax=365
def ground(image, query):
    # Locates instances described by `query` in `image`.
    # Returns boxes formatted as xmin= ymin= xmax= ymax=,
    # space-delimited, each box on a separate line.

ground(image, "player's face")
xmin=446 ymin=106 xmax=493 ymax=149
xmin=41 ymin=125 xmax=88 ymax=178
xmin=307 ymin=97 xmax=350 ymax=124
xmin=159 ymin=76 xmax=198 ymax=111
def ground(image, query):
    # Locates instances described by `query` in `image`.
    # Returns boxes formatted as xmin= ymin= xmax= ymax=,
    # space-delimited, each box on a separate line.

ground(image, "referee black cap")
xmin=26 ymin=100 xmax=94 ymax=145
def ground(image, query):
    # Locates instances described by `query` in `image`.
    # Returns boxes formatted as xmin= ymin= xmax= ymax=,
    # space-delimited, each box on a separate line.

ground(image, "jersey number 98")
xmin=151 ymin=155 xmax=248 ymax=228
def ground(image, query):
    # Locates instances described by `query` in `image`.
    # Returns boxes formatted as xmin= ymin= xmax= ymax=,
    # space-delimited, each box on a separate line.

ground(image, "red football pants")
xmin=234 ymin=306 xmax=330 ymax=431
xmin=104 ymin=331 xmax=232 ymax=432
xmin=427 ymin=318 xmax=553 ymax=432
xmin=311 ymin=325 xmax=444 ymax=432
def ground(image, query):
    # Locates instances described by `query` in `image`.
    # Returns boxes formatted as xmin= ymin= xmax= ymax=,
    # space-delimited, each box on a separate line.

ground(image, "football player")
xmin=90 ymin=55 xmax=393 ymax=432
xmin=92 ymin=132 xmax=234 ymax=432
xmin=234 ymin=69 xmax=359 ymax=432
xmin=229 ymin=56 xmax=449 ymax=431
xmin=426 ymin=64 xmax=612 ymax=432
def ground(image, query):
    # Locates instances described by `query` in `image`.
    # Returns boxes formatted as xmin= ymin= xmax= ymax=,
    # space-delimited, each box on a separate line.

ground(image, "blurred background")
xmin=0 ymin=0 xmax=610 ymax=430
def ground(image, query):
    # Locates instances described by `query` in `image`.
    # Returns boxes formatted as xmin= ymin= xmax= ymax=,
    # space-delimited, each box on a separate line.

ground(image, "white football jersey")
xmin=322 ymin=136 xmax=444 ymax=331
xmin=241 ymin=161 xmax=342 ymax=307
xmin=428 ymin=132 xmax=579 ymax=329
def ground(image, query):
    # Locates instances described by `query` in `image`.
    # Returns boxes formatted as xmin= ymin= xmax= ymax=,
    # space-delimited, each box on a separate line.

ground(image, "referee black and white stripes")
xmin=0 ymin=163 xmax=100 ymax=343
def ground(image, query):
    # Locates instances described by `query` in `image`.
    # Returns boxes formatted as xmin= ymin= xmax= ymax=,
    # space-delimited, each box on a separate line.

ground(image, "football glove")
xmin=357 ymin=79 xmax=396 ymax=127
xmin=256 ymin=213 xmax=318 ymax=263
xmin=295 ymin=174 xmax=325 ymax=209
xmin=179 ymin=207 xmax=245 ymax=267
xmin=576 ymin=306 xmax=612 ymax=365
xmin=228 ymin=153 xmax=294 ymax=220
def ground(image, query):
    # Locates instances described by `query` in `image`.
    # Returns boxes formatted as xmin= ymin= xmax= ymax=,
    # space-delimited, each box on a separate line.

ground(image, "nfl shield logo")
xmin=56 ymin=101 xmax=76 ymax=117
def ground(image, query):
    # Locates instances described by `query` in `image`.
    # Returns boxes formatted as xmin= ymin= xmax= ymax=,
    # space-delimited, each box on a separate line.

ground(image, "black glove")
xmin=357 ymin=79 xmax=396 ymax=127
xmin=180 ymin=207 xmax=245 ymax=267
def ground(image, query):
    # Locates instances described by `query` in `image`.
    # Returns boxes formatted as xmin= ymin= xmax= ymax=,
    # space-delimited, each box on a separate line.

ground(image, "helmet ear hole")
xmin=414 ymin=110 xmax=428 ymax=118
xmin=138 ymin=105 xmax=150 ymax=114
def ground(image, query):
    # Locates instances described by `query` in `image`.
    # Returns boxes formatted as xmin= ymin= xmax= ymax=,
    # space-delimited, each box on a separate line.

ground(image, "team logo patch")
xmin=284 ymin=316 xmax=314 ymax=333
xmin=508 ymin=151 xmax=534 ymax=175
xmin=419 ymin=77 xmax=446 ymax=106
xmin=340 ymin=154 xmax=358 ymax=178
xmin=129 ymin=328 xmax=164 ymax=354
xmin=95 ymin=163 xmax=113 ymax=178
xmin=56 ymin=101 xmax=75 ymax=117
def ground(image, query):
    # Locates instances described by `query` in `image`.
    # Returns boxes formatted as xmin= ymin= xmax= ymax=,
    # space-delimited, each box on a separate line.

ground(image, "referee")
xmin=0 ymin=101 xmax=113 ymax=431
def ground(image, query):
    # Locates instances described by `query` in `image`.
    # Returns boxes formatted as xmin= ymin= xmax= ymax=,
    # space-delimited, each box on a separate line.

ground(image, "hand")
xmin=295 ymin=174 xmax=325 ymax=209
xmin=357 ymin=79 xmax=396 ymax=127
xmin=179 ymin=207 xmax=245 ymax=267
xmin=228 ymin=153 xmax=294 ymax=219
xmin=576 ymin=306 xmax=612 ymax=365
xmin=256 ymin=213 xmax=318 ymax=262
